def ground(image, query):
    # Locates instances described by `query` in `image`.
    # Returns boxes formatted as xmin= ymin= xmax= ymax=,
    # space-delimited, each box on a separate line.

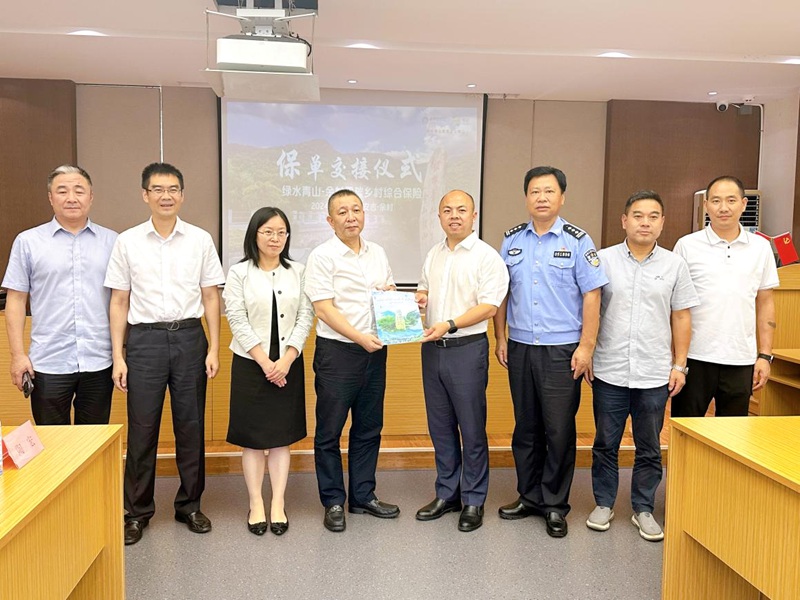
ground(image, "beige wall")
xmin=76 ymin=85 xmax=219 ymax=246
xmin=482 ymin=99 xmax=607 ymax=250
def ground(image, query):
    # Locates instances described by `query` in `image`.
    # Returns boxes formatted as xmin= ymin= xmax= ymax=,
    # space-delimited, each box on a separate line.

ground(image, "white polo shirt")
xmin=104 ymin=217 xmax=225 ymax=325
xmin=304 ymin=235 xmax=394 ymax=342
xmin=673 ymin=226 xmax=779 ymax=365
xmin=417 ymin=232 xmax=509 ymax=337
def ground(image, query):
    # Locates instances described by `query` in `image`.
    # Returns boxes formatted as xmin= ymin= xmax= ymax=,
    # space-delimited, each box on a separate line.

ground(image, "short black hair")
xmin=523 ymin=166 xmax=567 ymax=195
xmin=706 ymin=175 xmax=745 ymax=198
xmin=241 ymin=207 xmax=292 ymax=270
xmin=624 ymin=190 xmax=664 ymax=214
xmin=327 ymin=188 xmax=362 ymax=214
xmin=142 ymin=162 xmax=184 ymax=191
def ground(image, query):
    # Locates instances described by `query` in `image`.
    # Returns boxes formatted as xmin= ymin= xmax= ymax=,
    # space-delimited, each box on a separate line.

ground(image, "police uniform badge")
xmin=584 ymin=249 xmax=600 ymax=267
xmin=508 ymin=248 xmax=522 ymax=256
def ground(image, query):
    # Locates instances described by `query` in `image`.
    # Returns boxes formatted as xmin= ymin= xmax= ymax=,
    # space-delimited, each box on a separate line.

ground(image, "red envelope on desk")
xmin=1 ymin=420 xmax=45 ymax=469
xmin=774 ymin=232 xmax=799 ymax=265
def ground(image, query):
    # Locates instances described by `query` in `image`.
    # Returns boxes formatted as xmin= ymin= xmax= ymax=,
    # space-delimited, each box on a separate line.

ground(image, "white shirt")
xmin=593 ymin=242 xmax=698 ymax=388
xmin=673 ymin=226 xmax=779 ymax=365
xmin=418 ymin=232 xmax=509 ymax=337
xmin=304 ymin=235 xmax=394 ymax=342
xmin=104 ymin=217 xmax=225 ymax=324
xmin=223 ymin=259 xmax=313 ymax=360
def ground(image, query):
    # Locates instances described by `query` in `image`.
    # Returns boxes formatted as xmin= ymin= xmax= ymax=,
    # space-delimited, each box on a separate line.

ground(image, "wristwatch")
xmin=757 ymin=353 xmax=774 ymax=363
xmin=671 ymin=364 xmax=689 ymax=375
xmin=447 ymin=319 xmax=458 ymax=334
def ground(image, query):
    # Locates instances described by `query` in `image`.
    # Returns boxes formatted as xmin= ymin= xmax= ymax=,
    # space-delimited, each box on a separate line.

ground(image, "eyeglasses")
xmin=258 ymin=229 xmax=289 ymax=240
xmin=147 ymin=186 xmax=182 ymax=196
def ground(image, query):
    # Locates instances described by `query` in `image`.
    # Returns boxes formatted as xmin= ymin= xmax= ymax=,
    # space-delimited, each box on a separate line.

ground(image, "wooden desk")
xmin=0 ymin=425 xmax=124 ymax=599
xmin=663 ymin=417 xmax=800 ymax=600
xmin=762 ymin=349 xmax=800 ymax=415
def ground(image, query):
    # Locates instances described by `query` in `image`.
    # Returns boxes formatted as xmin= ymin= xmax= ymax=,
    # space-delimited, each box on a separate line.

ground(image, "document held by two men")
xmin=372 ymin=291 xmax=425 ymax=345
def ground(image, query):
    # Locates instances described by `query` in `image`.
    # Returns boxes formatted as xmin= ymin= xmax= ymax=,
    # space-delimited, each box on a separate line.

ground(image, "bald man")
xmin=414 ymin=190 xmax=509 ymax=532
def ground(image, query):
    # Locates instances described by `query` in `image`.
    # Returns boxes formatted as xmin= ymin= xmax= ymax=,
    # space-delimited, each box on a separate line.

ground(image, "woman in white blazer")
xmin=223 ymin=207 xmax=313 ymax=536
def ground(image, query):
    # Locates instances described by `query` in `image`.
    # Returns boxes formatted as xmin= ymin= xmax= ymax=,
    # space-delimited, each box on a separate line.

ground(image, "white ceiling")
xmin=2 ymin=0 xmax=800 ymax=104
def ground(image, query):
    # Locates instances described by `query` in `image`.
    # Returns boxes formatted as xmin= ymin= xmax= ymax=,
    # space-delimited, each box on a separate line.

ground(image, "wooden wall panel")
xmin=795 ymin=98 xmax=800 ymax=245
xmin=0 ymin=78 xmax=77 ymax=281
xmin=603 ymin=100 xmax=761 ymax=250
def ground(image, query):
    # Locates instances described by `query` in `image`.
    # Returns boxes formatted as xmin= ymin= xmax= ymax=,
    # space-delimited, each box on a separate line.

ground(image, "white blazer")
xmin=223 ymin=259 xmax=313 ymax=360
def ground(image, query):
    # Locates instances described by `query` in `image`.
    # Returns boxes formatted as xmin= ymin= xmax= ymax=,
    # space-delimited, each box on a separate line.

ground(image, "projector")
xmin=216 ymin=35 xmax=309 ymax=73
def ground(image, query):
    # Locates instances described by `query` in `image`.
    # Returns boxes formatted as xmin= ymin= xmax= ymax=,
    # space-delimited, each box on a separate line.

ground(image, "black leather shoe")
xmin=458 ymin=505 xmax=484 ymax=532
xmin=124 ymin=519 xmax=149 ymax=545
xmin=545 ymin=511 xmax=568 ymax=538
xmin=498 ymin=499 xmax=543 ymax=520
xmin=348 ymin=498 xmax=400 ymax=519
xmin=175 ymin=510 xmax=212 ymax=534
xmin=324 ymin=505 xmax=346 ymax=532
xmin=416 ymin=498 xmax=462 ymax=521
xmin=247 ymin=511 xmax=268 ymax=536
xmin=270 ymin=512 xmax=289 ymax=536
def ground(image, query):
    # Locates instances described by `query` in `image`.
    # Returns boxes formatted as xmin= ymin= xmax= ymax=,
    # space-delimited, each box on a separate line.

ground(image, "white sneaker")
xmin=631 ymin=512 xmax=664 ymax=542
xmin=586 ymin=506 xmax=614 ymax=531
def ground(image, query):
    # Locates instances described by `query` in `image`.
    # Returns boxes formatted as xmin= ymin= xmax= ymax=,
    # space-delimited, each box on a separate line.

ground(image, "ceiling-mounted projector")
xmin=203 ymin=1 xmax=319 ymax=102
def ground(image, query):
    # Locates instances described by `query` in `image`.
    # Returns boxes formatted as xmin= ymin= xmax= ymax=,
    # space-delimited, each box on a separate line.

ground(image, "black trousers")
xmin=313 ymin=336 xmax=387 ymax=507
xmin=30 ymin=366 xmax=113 ymax=425
xmin=421 ymin=336 xmax=489 ymax=506
xmin=670 ymin=358 xmax=754 ymax=417
xmin=124 ymin=323 xmax=208 ymax=521
xmin=507 ymin=340 xmax=581 ymax=516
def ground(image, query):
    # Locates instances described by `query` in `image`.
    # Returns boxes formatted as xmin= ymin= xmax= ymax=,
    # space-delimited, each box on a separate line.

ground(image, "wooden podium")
xmin=663 ymin=417 xmax=800 ymax=599
xmin=0 ymin=425 xmax=124 ymax=599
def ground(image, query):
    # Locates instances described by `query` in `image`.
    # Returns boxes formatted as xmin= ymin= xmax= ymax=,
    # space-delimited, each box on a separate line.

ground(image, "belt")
xmin=131 ymin=318 xmax=202 ymax=331
xmin=432 ymin=333 xmax=486 ymax=348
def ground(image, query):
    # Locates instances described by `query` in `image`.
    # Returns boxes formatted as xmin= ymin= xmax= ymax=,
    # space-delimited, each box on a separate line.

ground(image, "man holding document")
xmin=415 ymin=190 xmax=509 ymax=532
xmin=304 ymin=189 xmax=399 ymax=533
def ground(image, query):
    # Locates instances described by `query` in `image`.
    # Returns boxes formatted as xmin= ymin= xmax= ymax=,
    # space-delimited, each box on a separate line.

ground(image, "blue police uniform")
xmin=500 ymin=217 xmax=607 ymax=516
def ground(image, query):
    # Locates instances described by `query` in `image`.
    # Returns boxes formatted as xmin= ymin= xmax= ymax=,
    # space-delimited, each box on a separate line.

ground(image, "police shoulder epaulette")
xmin=504 ymin=223 xmax=526 ymax=238
xmin=563 ymin=223 xmax=586 ymax=239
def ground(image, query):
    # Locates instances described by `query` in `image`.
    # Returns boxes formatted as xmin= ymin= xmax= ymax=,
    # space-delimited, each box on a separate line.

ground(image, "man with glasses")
xmin=671 ymin=176 xmax=779 ymax=417
xmin=105 ymin=162 xmax=225 ymax=545
xmin=2 ymin=165 xmax=117 ymax=425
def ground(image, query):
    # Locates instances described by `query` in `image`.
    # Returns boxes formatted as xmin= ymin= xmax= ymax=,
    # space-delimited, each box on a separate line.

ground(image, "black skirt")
xmin=226 ymin=353 xmax=307 ymax=449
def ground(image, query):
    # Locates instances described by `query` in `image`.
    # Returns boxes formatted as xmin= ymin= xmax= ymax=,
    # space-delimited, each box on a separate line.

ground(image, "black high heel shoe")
xmin=270 ymin=511 xmax=289 ymax=536
xmin=247 ymin=511 xmax=268 ymax=536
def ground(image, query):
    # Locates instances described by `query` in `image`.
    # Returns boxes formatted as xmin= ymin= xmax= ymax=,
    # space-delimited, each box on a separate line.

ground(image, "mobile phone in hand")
xmin=22 ymin=372 xmax=34 ymax=398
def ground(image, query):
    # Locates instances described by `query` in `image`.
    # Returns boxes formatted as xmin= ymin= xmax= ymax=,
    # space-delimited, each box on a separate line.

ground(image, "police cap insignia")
xmin=563 ymin=223 xmax=586 ymax=239
xmin=504 ymin=223 xmax=526 ymax=237
xmin=584 ymin=249 xmax=600 ymax=267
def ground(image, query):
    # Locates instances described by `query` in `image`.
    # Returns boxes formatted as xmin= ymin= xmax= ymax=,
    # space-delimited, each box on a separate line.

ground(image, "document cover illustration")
xmin=372 ymin=291 xmax=424 ymax=345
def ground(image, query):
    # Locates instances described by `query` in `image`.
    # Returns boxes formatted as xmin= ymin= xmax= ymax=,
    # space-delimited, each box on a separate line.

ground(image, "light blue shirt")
xmin=500 ymin=217 xmax=608 ymax=345
xmin=593 ymin=242 xmax=699 ymax=388
xmin=2 ymin=217 xmax=117 ymax=374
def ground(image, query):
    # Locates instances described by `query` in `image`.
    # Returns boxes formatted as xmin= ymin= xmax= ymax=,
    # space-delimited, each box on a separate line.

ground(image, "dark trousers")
xmin=591 ymin=378 xmax=668 ymax=514
xmin=313 ymin=336 xmax=387 ymax=507
xmin=507 ymin=340 xmax=581 ymax=516
xmin=30 ymin=366 xmax=113 ymax=425
xmin=671 ymin=358 xmax=754 ymax=417
xmin=124 ymin=324 xmax=208 ymax=521
xmin=421 ymin=336 xmax=489 ymax=506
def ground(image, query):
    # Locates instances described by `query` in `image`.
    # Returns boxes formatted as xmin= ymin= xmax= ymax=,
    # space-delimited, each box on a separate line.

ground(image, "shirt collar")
xmin=145 ymin=216 xmax=185 ymax=240
xmin=48 ymin=216 xmax=96 ymax=236
xmin=623 ymin=239 xmax=659 ymax=261
xmin=332 ymin=234 xmax=367 ymax=256
xmin=441 ymin=231 xmax=478 ymax=251
xmin=526 ymin=216 xmax=565 ymax=237
xmin=705 ymin=224 xmax=749 ymax=246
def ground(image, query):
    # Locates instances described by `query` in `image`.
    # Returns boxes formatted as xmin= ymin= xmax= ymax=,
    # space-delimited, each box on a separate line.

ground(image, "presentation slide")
xmin=221 ymin=90 xmax=485 ymax=285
